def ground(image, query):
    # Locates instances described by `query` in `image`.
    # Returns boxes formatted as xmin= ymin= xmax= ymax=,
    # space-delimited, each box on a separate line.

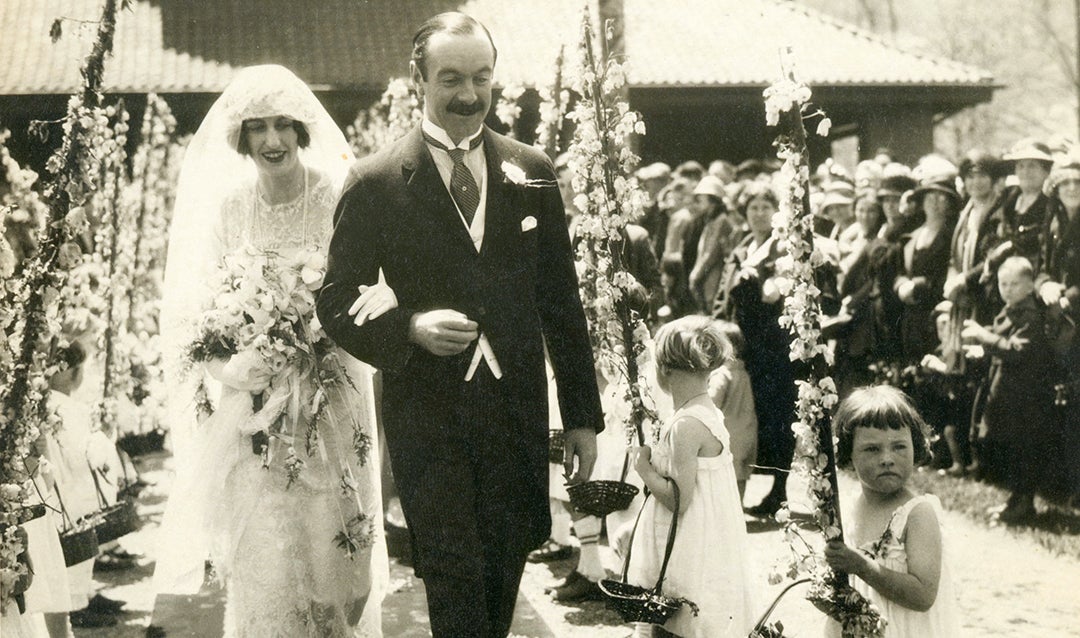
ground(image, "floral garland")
xmin=0 ymin=130 xmax=50 ymax=268
xmin=87 ymin=102 xmax=136 ymax=435
xmin=118 ymin=94 xmax=180 ymax=436
xmin=761 ymin=55 xmax=885 ymax=638
xmin=494 ymin=82 xmax=526 ymax=139
xmin=346 ymin=78 xmax=422 ymax=158
xmin=534 ymin=46 xmax=568 ymax=161
xmin=564 ymin=14 xmax=655 ymax=445
xmin=0 ymin=0 xmax=122 ymax=608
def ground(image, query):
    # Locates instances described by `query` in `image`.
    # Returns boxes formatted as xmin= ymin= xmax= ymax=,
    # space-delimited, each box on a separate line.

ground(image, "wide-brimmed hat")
xmin=635 ymin=161 xmax=672 ymax=182
xmin=855 ymin=159 xmax=883 ymax=190
xmin=820 ymin=179 xmax=855 ymax=210
xmin=913 ymin=178 xmax=962 ymax=207
xmin=877 ymin=174 xmax=917 ymax=200
xmin=910 ymin=155 xmax=960 ymax=205
xmin=735 ymin=158 xmax=765 ymax=180
xmin=958 ymin=149 xmax=1004 ymax=179
xmin=1003 ymin=138 xmax=1054 ymax=167
xmin=692 ymin=175 xmax=726 ymax=200
xmin=1044 ymin=155 xmax=1080 ymax=196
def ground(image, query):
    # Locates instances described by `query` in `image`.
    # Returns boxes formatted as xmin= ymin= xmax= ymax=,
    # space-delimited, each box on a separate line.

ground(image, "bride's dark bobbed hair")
xmin=236 ymin=118 xmax=311 ymax=156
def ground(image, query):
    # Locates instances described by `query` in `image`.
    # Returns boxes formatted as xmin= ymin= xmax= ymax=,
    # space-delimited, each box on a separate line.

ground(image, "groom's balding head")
xmin=411 ymin=12 xmax=497 ymax=81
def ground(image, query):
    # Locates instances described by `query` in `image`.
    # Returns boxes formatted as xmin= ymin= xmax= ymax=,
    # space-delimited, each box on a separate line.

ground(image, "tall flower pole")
xmin=764 ymin=50 xmax=885 ymax=638
xmin=92 ymin=102 xmax=134 ymax=433
xmin=565 ymin=13 xmax=654 ymax=449
xmin=346 ymin=78 xmax=421 ymax=158
xmin=535 ymin=46 xmax=567 ymax=162
xmin=0 ymin=0 xmax=123 ymax=608
xmin=122 ymin=94 xmax=179 ymax=434
xmin=494 ymin=82 xmax=525 ymax=139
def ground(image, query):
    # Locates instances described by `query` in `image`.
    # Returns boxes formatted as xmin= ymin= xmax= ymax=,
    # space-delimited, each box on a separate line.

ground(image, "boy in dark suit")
xmin=962 ymin=256 xmax=1055 ymax=524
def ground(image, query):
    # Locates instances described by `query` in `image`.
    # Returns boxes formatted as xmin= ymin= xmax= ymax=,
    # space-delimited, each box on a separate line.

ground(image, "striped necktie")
xmin=423 ymin=132 xmax=482 ymax=225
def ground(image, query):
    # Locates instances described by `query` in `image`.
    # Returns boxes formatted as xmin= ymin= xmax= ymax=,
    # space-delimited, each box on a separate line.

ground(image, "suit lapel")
xmin=401 ymin=127 xmax=476 ymax=253
xmin=480 ymin=128 xmax=511 ymax=261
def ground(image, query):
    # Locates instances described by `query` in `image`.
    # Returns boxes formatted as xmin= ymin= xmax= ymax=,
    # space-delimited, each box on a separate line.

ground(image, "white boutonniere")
xmin=501 ymin=161 xmax=557 ymax=188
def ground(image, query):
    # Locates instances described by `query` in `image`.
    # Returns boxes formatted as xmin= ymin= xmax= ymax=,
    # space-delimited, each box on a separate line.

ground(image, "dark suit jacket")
xmin=316 ymin=126 xmax=603 ymax=550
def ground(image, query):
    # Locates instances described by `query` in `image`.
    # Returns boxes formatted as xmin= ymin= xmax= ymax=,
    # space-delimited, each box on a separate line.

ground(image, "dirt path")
xmin=519 ymin=472 xmax=1080 ymax=637
xmin=70 ymin=457 xmax=1080 ymax=637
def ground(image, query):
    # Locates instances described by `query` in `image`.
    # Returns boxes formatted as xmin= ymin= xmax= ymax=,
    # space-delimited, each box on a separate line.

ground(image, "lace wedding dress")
xmin=160 ymin=169 xmax=386 ymax=637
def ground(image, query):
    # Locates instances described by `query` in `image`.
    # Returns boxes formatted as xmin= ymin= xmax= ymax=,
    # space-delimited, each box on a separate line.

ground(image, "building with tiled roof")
xmin=0 ymin=0 xmax=996 ymax=167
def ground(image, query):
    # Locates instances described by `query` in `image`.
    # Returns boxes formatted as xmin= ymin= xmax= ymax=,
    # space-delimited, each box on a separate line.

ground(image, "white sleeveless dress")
xmin=625 ymin=398 xmax=757 ymax=637
xmin=853 ymin=494 xmax=962 ymax=637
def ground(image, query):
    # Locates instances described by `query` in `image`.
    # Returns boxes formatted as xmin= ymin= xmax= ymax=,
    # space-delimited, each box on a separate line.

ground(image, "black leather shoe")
xmin=70 ymin=608 xmax=119 ymax=628
xmin=527 ymin=539 xmax=575 ymax=563
xmin=551 ymin=571 xmax=604 ymax=603
xmin=990 ymin=499 xmax=1036 ymax=525
xmin=88 ymin=593 xmax=126 ymax=614
xmin=744 ymin=497 xmax=783 ymax=518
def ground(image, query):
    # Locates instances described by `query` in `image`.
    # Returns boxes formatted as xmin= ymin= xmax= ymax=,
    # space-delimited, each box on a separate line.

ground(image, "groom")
xmin=317 ymin=12 xmax=603 ymax=637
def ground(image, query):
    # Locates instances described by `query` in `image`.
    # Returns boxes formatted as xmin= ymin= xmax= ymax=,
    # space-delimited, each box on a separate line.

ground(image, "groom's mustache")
xmin=446 ymin=100 xmax=486 ymax=116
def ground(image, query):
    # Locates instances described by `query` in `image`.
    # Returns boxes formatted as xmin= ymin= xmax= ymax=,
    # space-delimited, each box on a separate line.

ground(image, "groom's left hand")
xmin=562 ymin=428 xmax=597 ymax=486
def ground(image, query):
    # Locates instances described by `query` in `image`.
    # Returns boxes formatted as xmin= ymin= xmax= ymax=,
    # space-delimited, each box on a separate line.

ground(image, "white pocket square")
xmin=521 ymin=216 xmax=537 ymax=232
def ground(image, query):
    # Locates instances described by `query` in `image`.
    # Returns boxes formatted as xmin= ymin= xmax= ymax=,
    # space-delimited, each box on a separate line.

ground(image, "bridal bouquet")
xmin=185 ymin=245 xmax=371 ymax=483
xmin=187 ymin=245 xmax=326 ymax=381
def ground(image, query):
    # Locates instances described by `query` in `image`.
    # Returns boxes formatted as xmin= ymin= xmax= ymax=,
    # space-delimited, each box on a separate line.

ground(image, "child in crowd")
xmin=961 ymin=256 xmax=1055 ymax=523
xmin=627 ymin=316 xmax=755 ymax=637
xmin=825 ymin=386 xmax=961 ymax=637
xmin=657 ymin=255 xmax=696 ymax=324
xmin=918 ymin=301 xmax=975 ymax=475
xmin=707 ymin=320 xmax=757 ymax=500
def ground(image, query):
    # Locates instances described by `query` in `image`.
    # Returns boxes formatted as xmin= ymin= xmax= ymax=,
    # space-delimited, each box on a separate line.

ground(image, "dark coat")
xmin=950 ymin=194 xmax=1007 ymax=324
xmin=894 ymin=224 xmax=953 ymax=363
xmin=725 ymin=237 xmax=798 ymax=471
xmin=990 ymin=187 xmax=1052 ymax=273
xmin=316 ymin=126 xmax=603 ymax=556
xmin=975 ymin=295 xmax=1055 ymax=492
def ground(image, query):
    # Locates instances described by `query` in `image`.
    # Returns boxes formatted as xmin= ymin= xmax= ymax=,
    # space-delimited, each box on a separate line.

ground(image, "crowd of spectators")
xmin=619 ymin=141 xmax=1080 ymax=524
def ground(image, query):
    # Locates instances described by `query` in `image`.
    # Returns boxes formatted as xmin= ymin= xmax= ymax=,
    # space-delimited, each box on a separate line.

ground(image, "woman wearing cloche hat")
xmin=945 ymin=149 xmax=1007 ymax=324
xmin=989 ymin=138 xmax=1055 ymax=274
xmin=891 ymin=157 xmax=960 ymax=364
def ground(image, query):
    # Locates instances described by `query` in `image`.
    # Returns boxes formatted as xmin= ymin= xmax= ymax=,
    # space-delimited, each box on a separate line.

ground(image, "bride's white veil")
xmin=155 ymin=66 xmax=386 ymax=633
xmin=160 ymin=64 xmax=354 ymax=457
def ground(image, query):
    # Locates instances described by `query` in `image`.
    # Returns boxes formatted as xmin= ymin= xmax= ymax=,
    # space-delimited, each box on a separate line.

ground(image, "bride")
xmin=153 ymin=65 xmax=390 ymax=637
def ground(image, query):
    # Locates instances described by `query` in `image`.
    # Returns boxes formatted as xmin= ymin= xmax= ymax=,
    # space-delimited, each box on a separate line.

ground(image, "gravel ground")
xmin=67 ymin=456 xmax=1080 ymax=637
xmin=518 ymin=472 xmax=1080 ymax=637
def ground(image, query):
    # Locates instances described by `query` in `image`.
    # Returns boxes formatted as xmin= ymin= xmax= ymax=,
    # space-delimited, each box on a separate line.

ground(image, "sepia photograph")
xmin=1 ymin=1 xmax=1079 ymax=636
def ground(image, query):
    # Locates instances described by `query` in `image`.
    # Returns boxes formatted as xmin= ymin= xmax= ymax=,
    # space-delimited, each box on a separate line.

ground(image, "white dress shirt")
xmin=420 ymin=117 xmax=502 ymax=381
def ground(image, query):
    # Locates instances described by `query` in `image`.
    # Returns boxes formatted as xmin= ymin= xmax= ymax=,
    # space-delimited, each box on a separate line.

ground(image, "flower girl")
xmin=627 ymin=315 xmax=756 ymax=637
xmin=825 ymin=386 xmax=962 ymax=637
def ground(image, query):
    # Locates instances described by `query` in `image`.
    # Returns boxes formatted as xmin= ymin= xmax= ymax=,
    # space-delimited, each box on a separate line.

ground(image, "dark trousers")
xmin=390 ymin=364 xmax=531 ymax=638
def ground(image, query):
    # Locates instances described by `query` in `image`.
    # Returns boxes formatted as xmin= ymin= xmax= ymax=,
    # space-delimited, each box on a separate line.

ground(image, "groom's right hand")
xmin=408 ymin=309 xmax=478 ymax=356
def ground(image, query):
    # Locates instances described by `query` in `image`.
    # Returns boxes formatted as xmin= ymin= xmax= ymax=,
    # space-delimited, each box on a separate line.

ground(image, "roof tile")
xmin=0 ymin=0 xmax=992 ymax=95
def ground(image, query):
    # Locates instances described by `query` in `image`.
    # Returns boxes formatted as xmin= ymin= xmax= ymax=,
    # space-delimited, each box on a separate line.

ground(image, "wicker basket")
xmin=90 ymin=466 xmax=140 ymax=544
xmin=567 ymin=449 xmax=640 ymax=517
xmin=598 ymin=478 xmax=691 ymax=624
xmin=548 ymin=429 xmax=565 ymax=464
xmin=60 ymin=526 xmax=99 ymax=567
xmin=53 ymin=483 xmax=100 ymax=566
xmin=117 ymin=428 xmax=166 ymax=457
xmin=567 ymin=480 xmax=639 ymax=517
xmin=94 ymin=500 xmax=140 ymax=544
xmin=748 ymin=577 xmax=812 ymax=637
